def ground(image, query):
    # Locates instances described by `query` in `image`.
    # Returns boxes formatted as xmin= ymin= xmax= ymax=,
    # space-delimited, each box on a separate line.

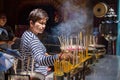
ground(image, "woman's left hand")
xmin=7 ymin=41 xmax=14 ymax=45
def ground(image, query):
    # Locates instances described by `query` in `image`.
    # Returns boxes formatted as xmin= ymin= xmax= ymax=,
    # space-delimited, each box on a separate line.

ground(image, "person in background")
xmin=20 ymin=8 xmax=73 ymax=79
xmin=0 ymin=12 xmax=21 ymax=76
xmin=0 ymin=12 xmax=18 ymax=49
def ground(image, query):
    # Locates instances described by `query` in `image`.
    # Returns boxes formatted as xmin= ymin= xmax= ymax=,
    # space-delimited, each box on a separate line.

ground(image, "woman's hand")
xmin=12 ymin=37 xmax=18 ymax=42
xmin=59 ymin=52 xmax=73 ymax=61
xmin=45 ymin=53 xmax=50 ymax=56
xmin=7 ymin=41 xmax=14 ymax=45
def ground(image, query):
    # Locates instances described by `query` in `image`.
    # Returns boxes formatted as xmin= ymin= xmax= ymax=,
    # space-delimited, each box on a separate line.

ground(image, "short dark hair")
xmin=0 ymin=12 xmax=7 ymax=19
xmin=28 ymin=8 xmax=49 ymax=23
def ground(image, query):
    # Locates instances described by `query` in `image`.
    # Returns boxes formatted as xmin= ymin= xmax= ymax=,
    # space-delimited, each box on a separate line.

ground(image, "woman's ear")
xmin=30 ymin=20 xmax=33 ymax=25
xmin=30 ymin=20 xmax=34 ymax=27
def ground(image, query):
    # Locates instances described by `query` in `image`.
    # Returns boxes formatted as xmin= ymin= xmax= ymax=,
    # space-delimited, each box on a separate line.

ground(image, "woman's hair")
xmin=0 ymin=12 xmax=7 ymax=19
xmin=28 ymin=8 xmax=49 ymax=23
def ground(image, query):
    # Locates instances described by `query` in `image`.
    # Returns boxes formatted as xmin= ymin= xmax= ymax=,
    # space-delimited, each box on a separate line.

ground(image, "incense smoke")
xmin=51 ymin=0 xmax=93 ymax=37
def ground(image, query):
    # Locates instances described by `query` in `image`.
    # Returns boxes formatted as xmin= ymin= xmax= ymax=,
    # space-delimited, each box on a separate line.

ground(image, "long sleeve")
xmin=29 ymin=39 xmax=58 ymax=66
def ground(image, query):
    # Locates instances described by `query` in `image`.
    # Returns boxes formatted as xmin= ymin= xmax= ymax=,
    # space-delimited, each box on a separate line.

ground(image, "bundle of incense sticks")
xmin=79 ymin=32 xmax=83 ymax=63
xmin=78 ymin=50 xmax=83 ymax=64
xmin=85 ymin=35 xmax=88 ymax=57
xmin=90 ymin=35 xmax=93 ymax=44
xmin=26 ymin=57 xmax=30 ymax=74
xmin=58 ymin=32 xmax=85 ymax=66
xmin=58 ymin=36 xmax=81 ymax=51
xmin=13 ymin=59 xmax=18 ymax=74
xmin=55 ymin=32 xmax=95 ymax=79
xmin=31 ymin=58 xmax=34 ymax=74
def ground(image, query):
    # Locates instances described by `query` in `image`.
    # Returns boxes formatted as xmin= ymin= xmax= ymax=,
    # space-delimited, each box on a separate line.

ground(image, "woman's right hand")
xmin=59 ymin=52 xmax=73 ymax=61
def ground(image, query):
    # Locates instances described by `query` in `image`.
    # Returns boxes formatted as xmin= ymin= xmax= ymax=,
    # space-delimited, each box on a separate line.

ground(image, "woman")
xmin=0 ymin=13 xmax=18 ymax=49
xmin=20 ymin=8 xmax=72 ymax=79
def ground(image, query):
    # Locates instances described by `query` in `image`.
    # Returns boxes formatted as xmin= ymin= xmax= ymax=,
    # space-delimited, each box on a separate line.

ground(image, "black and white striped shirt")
xmin=20 ymin=30 xmax=58 ymax=75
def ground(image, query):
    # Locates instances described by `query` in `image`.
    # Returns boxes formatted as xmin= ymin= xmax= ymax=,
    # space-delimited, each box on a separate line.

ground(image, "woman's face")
xmin=0 ymin=16 xmax=7 ymax=27
xmin=30 ymin=18 xmax=47 ymax=34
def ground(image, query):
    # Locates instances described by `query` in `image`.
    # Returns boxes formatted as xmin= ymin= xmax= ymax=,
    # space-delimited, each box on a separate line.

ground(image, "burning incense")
xmin=13 ymin=59 xmax=18 ymax=74
xmin=86 ymin=35 xmax=88 ymax=57
xmin=80 ymin=32 xmax=82 ymax=41
xmin=26 ymin=57 xmax=30 ymax=74
xmin=90 ymin=35 xmax=92 ymax=44
xmin=31 ymin=58 xmax=34 ymax=74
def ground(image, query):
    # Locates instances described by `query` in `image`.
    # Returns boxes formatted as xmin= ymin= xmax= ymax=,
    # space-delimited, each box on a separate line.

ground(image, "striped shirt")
xmin=20 ymin=30 xmax=58 ymax=75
